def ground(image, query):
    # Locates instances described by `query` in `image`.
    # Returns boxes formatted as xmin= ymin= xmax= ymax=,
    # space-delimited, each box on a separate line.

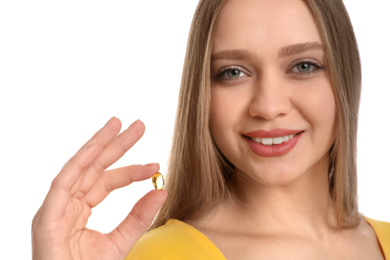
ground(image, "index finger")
xmin=72 ymin=119 xmax=146 ymax=199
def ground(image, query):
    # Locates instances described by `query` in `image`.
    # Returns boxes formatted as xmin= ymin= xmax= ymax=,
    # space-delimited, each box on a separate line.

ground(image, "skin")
xmin=187 ymin=0 xmax=384 ymax=259
xmin=31 ymin=117 xmax=167 ymax=260
xmin=32 ymin=1 xmax=384 ymax=259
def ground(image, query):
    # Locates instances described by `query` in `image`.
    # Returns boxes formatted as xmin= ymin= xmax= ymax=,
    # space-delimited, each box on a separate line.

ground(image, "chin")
xmin=236 ymin=164 xmax=305 ymax=187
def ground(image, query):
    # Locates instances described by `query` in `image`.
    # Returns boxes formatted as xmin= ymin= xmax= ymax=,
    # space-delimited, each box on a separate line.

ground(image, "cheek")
xmin=209 ymin=88 xmax=246 ymax=155
xmin=298 ymin=82 xmax=337 ymax=144
xmin=209 ymin=92 xmax=223 ymax=136
xmin=210 ymin=99 xmax=230 ymax=160
xmin=209 ymin=88 xmax=244 ymax=134
xmin=210 ymin=92 xmax=229 ymax=143
xmin=317 ymin=85 xmax=337 ymax=130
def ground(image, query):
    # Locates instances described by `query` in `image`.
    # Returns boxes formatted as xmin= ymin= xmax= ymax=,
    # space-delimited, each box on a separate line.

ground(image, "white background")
xmin=0 ymin=0 xmax=389 ymax=258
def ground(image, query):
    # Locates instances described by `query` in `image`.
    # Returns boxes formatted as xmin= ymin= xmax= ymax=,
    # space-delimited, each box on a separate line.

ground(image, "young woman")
xmin=32 ymin=0 xmax=390 ymax=259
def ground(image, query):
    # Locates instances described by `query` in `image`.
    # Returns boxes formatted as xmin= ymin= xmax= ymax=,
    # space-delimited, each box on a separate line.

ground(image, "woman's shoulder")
xmin=365 ymin=216 xmax=390 ymax=236
xmin=364 ymin=216 xmax=390 ymax=257
xmin=125 ymin=219 xmax=226 ymax=260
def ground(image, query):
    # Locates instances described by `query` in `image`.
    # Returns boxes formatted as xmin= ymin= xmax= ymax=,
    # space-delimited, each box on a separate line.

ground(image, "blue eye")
xmin=296 ymin=62 xmax=314 ymax=72
xmin=217 ymin=67 xmax=246 ymax=80
xmin=291 ymin=61 xmax=324 ymax=74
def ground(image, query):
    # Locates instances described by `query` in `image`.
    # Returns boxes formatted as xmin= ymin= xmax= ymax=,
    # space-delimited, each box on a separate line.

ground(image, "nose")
xmin=249 ymin=72 xmax=292 ymax=120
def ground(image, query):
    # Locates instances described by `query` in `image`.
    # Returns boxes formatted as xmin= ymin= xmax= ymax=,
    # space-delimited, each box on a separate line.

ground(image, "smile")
xmin=251 ymin=134 xmax=295 ymax=146
xmin=243 ymin=129 xmax=304 ymax=157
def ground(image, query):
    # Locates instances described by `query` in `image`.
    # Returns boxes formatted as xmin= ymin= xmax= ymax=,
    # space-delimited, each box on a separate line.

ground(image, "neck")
xmin=220 ymin=159 xmax=337 ymax=236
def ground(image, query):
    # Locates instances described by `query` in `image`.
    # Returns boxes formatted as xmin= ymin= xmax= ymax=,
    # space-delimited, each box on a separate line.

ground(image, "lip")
xmin=243 ymin=129 xmax=304 ymax=157
xmin=243 ymin=128 xmax=303 ymax=138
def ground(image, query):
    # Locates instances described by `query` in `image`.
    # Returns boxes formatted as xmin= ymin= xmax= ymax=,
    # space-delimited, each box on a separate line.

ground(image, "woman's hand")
xmin=31 ymin=117 xmax=167 ymax=260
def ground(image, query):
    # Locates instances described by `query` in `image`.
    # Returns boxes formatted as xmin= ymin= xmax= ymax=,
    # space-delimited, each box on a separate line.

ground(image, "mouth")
xmin=242 ymin=129 xmax=304 ymax=157
xmin=248 ymin=132 xmax=303 ymax=146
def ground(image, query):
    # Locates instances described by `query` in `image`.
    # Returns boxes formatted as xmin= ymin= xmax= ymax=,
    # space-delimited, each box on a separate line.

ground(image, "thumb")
xmin=107 ymin=189 xmax=168 ymax=256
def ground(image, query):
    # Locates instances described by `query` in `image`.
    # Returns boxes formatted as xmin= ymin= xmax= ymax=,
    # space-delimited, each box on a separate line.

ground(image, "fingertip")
xmin=129 ymin=119 xmax=145 ymax=134
xmin=144 ymin=162 xmax=160 ymax=172
xmin=135 ymin=119 xmax=145 ymax=127
xmin=147 ymin=189 xmax=168 ymax=214
xmin=139 ymin=189 xmax=168 ymax=211
xmin=106 ymin=116 xmax=122 ymax=130
xmin=158 ymin=189 xmax=168 ymax=204
xmin=151 ymin=188 xmax=168 ymax=201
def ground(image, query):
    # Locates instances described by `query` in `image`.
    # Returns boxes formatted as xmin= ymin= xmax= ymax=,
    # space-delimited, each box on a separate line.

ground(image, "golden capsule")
xmin=152 ymin=172 xmax=165 ymax=191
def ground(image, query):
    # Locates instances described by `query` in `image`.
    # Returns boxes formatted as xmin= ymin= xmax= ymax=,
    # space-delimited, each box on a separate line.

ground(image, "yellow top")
xmin=366 ymin=217 xmax=390 ymax=259
xmin=126 ymin=219 xmax=226 ymax=259
xmin=126 ymin=217 xmax=390 ymax=259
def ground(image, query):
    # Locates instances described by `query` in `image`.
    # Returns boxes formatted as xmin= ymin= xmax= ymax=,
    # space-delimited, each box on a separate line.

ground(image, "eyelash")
xmin=288 ymin=59 xmax=325 ymax=76
xmin=215 ymin=66 xmax=249 ymax=80
xmin=214 ymin=59 xmax=325 ymax=81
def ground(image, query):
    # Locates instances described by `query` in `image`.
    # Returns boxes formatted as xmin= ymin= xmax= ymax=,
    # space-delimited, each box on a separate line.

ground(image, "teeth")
xmin=254 ymin=137 xmax=262 ymax=143
xmin=273 ymin=137 xmax=283 ymax=145
xmin=262 ymin=138 xmax=273 ymax=145
xmin=251 ymin=134 xmax=295 ymax=146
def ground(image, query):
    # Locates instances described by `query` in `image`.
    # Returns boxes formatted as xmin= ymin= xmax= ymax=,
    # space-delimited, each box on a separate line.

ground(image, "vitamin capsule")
xmin=152 ymin=172 xmax=165 ymax=191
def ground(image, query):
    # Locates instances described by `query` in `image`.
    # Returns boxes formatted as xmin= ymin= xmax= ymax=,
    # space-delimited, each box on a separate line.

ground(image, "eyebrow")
xmin=211 ymin=42 xmax=325 ymax=61
xmin=278 ymin=42 xmax=325 ymax=57
xmin=211 ymin=49 xmax=250 ymax=61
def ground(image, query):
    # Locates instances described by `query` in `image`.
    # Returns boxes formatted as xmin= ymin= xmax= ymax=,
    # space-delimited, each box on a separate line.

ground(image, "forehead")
xmin=213 ymin=0 xmax=323 ymax=52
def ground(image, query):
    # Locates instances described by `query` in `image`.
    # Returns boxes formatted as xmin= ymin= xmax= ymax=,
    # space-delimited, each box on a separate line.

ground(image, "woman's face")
xmin=210 ymin=0 xmax=337 ymax=186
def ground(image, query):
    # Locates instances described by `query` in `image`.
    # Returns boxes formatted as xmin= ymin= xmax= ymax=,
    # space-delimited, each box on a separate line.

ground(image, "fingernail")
xmin=105 ymin=116 xmax=117 ymax=126
xmin=144 ymin=163 xmax=159 ymax=167
xmin=129 ymin=119 xmax=140 ymax=128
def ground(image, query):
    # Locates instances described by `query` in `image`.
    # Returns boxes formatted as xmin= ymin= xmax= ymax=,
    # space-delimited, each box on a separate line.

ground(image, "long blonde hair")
xmin=152 ymin=0 xmax=361 ymax=229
